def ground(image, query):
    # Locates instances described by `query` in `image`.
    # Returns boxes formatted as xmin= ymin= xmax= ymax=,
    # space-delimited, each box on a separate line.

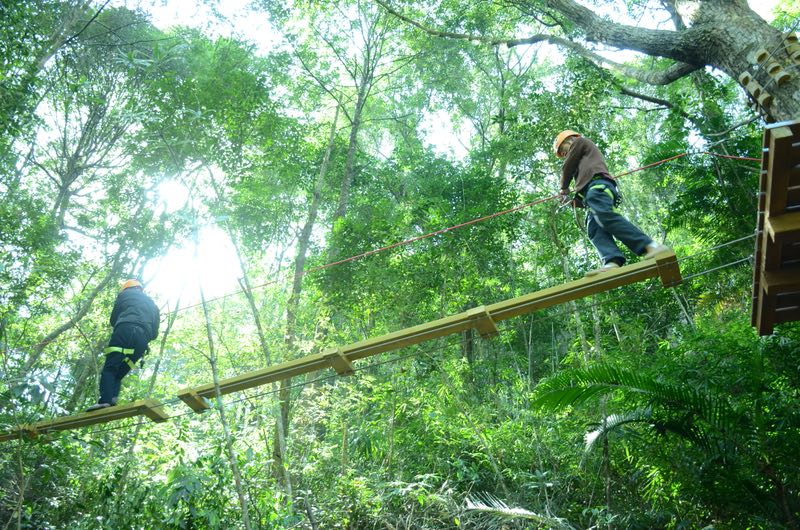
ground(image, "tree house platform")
xmin=177 ymin=249 xmax=681 ymax=412
xmin=752 ymin=119 xmax=800 ymax=335
xmin=0 ymin=399 xmax=169 ymax=442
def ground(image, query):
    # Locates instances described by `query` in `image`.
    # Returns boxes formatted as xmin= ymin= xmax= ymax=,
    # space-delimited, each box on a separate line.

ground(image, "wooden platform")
xmin=752 ymin=120 xmax=800 ymax=335
xmin=178 ymin=250 xmax=681 ymax=411
xmin=0 ymin=399 xmax=169 ymax=442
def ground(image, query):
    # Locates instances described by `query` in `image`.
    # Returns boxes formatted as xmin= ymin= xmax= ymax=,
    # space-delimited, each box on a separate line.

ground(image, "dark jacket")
xmin=559 ymin=137 xmax=615 ymax=196
xmin=109 ymin=288 xmax=160 ymax=341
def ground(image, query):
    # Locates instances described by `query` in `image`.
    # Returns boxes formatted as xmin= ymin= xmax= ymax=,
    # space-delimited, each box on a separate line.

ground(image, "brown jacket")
xmin=559 ymin=137 xmax=614 ymax=194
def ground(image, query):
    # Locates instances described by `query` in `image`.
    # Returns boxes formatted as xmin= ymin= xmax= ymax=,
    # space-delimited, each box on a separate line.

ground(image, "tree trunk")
xmin=332 ymin=11 xmax=386 ymax=225
xmin=334 ymin=88 xmax=367 ymax=222
xmin=199 ymin=285 xmax=253 ymax=530
xmin=275 ymin=108 xmax=340 ymax=490
xmin=547 ymin=212 xmax=591 ymax=354
xmin=23 ymin=255 xmax=123 ymax=374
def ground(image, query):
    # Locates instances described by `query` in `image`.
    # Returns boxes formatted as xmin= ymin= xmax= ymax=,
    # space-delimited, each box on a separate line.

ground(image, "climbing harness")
xmin=104 ymin=346 xmax=145 ymax=370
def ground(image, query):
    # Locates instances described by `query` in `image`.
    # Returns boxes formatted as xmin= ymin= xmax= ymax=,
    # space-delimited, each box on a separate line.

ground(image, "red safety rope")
xmin=702 ymin=151 xmax=761 ymax=162
xmin=180 ymin=150 xmax=759 ymax=311
xmin=305 ymin=194 xmax=559 ymax=273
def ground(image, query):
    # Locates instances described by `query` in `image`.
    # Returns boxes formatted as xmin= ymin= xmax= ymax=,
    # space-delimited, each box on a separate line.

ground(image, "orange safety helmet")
xmin=120 ymin=279 xmax=142 ymax=291
xmin=553 ymin=130 xmax=581 ymax=158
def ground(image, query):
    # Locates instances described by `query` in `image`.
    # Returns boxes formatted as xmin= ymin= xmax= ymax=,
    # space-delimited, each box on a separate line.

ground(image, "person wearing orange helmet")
xmin=86 ymin=279 xmax=160 ymax=412
xmin=554 ymin=130 xmax=668 ymax=276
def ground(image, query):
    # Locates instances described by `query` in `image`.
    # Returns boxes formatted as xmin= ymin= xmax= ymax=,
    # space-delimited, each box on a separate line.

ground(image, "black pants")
xmin=581 ymin=179 xmax=653 ymax=266
xmin=99 ymin=323 xmax=148 ymax=405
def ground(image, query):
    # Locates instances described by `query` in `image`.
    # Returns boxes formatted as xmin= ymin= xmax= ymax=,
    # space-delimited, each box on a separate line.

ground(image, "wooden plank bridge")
xmin=0 ymin=247 xmax=681 ymax=441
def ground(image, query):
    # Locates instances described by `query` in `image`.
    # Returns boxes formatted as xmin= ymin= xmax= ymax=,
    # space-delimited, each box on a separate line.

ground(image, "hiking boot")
xmin=86 ymin=402 xmax=111 ymax=413
xmin=585 ymin=262 xmax=621 ymax=277
xmin=643 ymin=244 xmax=670 ymax=259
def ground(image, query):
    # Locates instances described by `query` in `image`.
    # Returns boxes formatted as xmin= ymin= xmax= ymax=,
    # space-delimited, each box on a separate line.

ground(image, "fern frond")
xmin=464 ymin=492 xmax=575 ymax=529
xmin=532 ymin=363 xmax=738 ymax=440
xmin=584 ymin=406 xmax=653 ymax=452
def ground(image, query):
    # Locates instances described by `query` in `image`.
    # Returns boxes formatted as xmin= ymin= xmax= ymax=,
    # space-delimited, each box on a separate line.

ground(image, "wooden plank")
xmin=775 ymin=309 xmax=800 ymax=325
xmin=776 ymin=291 xmax=800 ymax=305
xmin=179 ymin=352 xmax=334 ymax=403
xmin=757 ymin=291 xmax=777 ymax=336
xmin=0 ymin=399 xmax=167 ymax=442
xmin=177 ymin=390 xmax=212 ymax=413
xmin=775 ymin=306 xmax=800 ymax=325
xmin=766 ymin=211 xmax=800 ymax=243
xmin=761 ymin=270 xmax=800 ymax=294
xmin=655 ymin=251 xmax=682 ymax=287
xmin=0 ymin=427 xmax=35 ymax=443
xmin=787 ymin=186 xmax=800 ymax=209
xmin=789 ymin=169 xmax=800 ymax=189
xmin=762 ymin=221 xmax=783 ymax=270
xmin=780 ymin=241 xmax=800 ymax=266
xmin=141 ymin=399 xmax=170 ymax=423
xmin=486 ymin=250 xmax=677 ymax=322
xmin=753 ymin=126 xmax=772 ymax=333
xmin=752 ymin=121 xmax=800 ymax=335
xmin=341 ymin=309 xmax=491 ymax=362
xmin=752 ymin=230 xmax=763 ymax=328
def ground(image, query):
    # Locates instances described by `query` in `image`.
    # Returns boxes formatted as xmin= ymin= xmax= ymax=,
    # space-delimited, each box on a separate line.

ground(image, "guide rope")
xmin=180 ymin=150 xmax=760 ymax=312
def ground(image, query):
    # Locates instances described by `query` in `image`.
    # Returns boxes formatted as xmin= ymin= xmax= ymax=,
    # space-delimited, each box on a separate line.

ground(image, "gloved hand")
xmin=559 ymin=190 xmax=571 ymax=205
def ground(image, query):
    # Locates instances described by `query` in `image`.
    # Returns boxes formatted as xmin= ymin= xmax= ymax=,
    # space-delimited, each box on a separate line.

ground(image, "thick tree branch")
xmin=537 ymin=0 xmax=711 ymax=65
xmin=375 ymin=0 xmax=699 ymax=85
xmin=660 ymin=0 xmax=687 ymax=30
xmin=533 ymin=36 xmax=700 ymax=85
xmin=617 ymin=85 xmax=694 ymax=121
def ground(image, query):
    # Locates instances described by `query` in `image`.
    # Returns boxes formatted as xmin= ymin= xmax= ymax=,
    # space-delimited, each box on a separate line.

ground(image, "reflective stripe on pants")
xmin=99 ymin=323 xmax=148 ymax=404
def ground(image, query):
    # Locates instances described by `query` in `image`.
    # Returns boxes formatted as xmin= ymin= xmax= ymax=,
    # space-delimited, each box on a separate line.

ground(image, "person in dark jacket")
xmin=86 ymin=279 xmax=160 ymax=412
xmin=554 ymin=130 xmax=669 ymax=276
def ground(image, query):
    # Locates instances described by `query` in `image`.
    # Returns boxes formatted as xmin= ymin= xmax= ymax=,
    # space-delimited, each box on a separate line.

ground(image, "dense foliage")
xmin=1 ymin=1 xmax=798 ymax=529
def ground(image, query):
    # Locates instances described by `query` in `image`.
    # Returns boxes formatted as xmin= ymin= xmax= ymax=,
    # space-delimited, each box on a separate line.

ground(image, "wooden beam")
xmin=487 ymin=250 xmax=679 ymax=322
xmin=761 ymin=270 xmax=800 ymax=294
xmin=655 ymin=251 xmax=682 ymax=287
xmin=141 ymin=399 xmax=170 ymax=423
xmin=465 ymin=306 xmax=499 ymax=338
xmin=766 ymin=211 xmax=800 ymax=243
xmin=323 ymin=348 xmax=355 ymax=375
xmin=0 ymin=399 xmax=168 ymax=442
xmin=751 ymin=120 xmax=800 ymax=336
xmin=178 ymin=352 xmax=335 ymax=407
xmin=176 ymin=390 xmax=212 ymax=413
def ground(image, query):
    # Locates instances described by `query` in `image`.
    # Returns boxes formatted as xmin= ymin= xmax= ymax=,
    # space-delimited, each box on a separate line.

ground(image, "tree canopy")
xmin=0 ymin=0 xmax=798 ymax=528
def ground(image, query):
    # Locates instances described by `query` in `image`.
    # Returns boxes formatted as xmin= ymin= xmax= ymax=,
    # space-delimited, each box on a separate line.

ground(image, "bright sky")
xmin=128 ymin=0 xmax=781 ymax=308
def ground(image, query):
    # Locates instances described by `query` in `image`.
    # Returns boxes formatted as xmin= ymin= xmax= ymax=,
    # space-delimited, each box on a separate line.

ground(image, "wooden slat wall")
xmin=752 ymin=119 xmax=800 ymax=335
